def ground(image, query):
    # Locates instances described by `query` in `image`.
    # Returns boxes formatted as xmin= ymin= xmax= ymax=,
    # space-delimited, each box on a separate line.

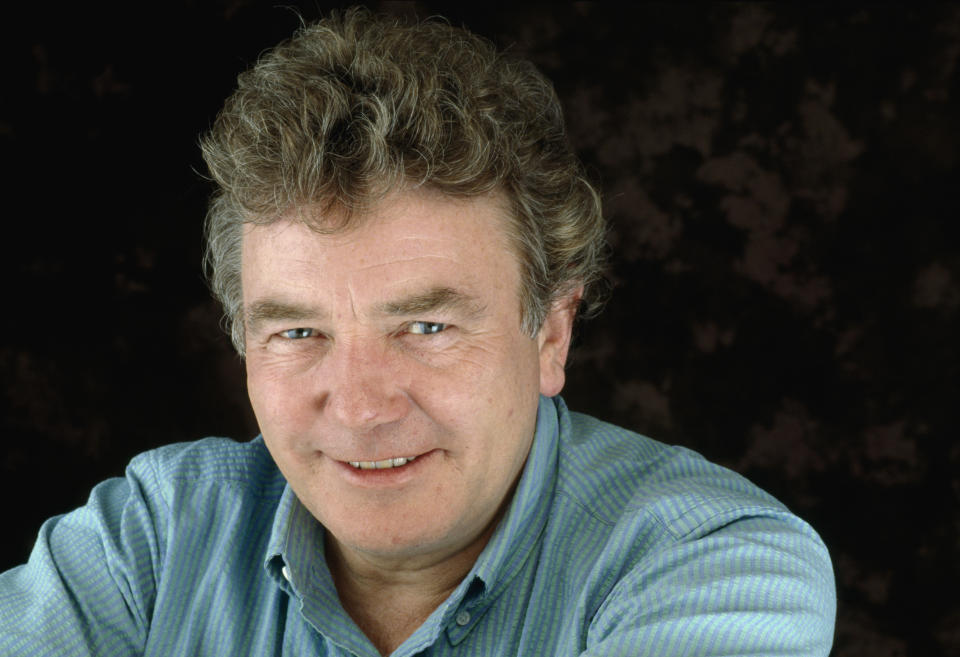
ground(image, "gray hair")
xmin=201 ymin=7 xmax=608 ymax=354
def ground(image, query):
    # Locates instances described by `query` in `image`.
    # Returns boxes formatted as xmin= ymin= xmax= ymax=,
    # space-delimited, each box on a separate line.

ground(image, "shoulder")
xmin=126 ymin=436 xmax=285 ymax=500
xmin=551 ymin=403 xmax=836 ymax=653
xmin=557 ymin=407 xmax=791 ymax=539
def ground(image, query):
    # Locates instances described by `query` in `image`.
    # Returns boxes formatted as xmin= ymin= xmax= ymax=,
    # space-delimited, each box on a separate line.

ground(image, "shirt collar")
xmin=265 ymin=481 xmax=370 ymax=653
xmin=264 ymin=482 xmax=325 ymax=595
xmin=466 ymin=394 xmax=561 ymax=599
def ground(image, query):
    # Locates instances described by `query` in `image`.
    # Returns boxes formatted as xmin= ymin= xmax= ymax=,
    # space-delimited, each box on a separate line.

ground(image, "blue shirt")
xmin=0 ymin=396 xmax=835 ymax=655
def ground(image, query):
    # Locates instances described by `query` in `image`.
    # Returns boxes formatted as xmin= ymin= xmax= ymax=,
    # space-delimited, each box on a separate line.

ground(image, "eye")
xmin=279 ymin=328 xmax=317 ymax=340
xmin=407 ymin=321 xmax=447 ymax=335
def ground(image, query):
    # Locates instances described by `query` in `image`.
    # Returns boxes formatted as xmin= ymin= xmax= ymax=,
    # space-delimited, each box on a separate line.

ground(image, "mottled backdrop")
xmin=1 ymin=3 xmax=957 ymax=655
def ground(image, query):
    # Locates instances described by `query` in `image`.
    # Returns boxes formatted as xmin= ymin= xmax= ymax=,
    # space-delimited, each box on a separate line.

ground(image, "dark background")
xmin=2 ymin=3 xmax=957 ymax=655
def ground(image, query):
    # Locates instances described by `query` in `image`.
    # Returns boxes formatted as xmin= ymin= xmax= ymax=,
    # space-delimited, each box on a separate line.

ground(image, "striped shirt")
xmin=0 ymin=396 xmax=835 ymax=655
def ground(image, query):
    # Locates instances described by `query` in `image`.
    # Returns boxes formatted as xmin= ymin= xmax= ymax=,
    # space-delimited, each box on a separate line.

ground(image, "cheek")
xmin=430 ymin=344 xmax=539 ymax=439
xmin=246 ymin=359 xmax=310 ymax=434
xmin=464 ymin=349 xmax=537 ymax=425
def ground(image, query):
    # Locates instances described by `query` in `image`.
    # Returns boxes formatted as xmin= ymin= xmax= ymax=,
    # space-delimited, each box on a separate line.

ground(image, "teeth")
xmin=348 ymin=455 xmax=417 ymax=470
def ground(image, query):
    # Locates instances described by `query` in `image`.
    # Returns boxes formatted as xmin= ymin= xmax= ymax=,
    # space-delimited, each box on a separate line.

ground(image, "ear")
xmin=537 ymin=286 xmax=583 ymax=397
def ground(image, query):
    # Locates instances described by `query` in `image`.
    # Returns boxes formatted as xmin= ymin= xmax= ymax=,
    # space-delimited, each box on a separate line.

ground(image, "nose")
xmin=319 ymin=337 xmax=410 ymax=432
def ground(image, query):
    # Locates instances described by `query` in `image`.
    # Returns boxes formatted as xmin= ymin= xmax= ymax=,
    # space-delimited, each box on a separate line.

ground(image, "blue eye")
xmin=408 ymin=321 xmax=447 ymax=335
xmin=280 ymin=328 xmax=316 ymax=339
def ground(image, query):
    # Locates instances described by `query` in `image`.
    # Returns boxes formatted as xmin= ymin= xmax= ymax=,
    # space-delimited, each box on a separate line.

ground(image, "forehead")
xmin=239 ymin=190 xmax=522 ymax=305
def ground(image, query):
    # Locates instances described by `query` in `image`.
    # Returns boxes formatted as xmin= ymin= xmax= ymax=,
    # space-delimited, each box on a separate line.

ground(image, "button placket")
xmin=445 ymin=604 xmax=483 ymax=646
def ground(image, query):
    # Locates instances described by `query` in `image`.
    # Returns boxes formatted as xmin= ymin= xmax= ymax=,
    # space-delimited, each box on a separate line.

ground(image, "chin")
xmin=334 ymin=522 xmax=458 ymax=559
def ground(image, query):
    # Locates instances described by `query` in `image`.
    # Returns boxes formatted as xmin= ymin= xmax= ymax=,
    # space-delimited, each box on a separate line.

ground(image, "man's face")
xmin=241 ymin=190 xmax=573 ymax=567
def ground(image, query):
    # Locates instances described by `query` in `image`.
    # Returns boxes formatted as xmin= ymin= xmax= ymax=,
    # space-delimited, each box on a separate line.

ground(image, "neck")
xmin=326 ymin=522 xmax=497 ymax=656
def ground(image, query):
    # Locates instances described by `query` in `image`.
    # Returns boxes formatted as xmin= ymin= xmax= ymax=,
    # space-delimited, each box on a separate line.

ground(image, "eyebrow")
xmin=376 ymin=286 xmax=486 ymax=318
xmin=244 ymin=286 xmax=486 ymax=334
xmin=245 ymin=299 xmax=327 ymax=335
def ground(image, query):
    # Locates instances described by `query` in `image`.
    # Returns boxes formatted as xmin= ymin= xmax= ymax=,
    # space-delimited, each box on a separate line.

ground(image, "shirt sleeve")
xmin=583 ymin=513 xmax=836 ymax=657
xmin=0 ymin=454 xmax=168 ymax=657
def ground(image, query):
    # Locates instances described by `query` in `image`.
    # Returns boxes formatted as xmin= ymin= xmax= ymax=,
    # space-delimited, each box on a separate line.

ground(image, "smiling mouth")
xmin=347 ymin=456 xmax=418 ymax=470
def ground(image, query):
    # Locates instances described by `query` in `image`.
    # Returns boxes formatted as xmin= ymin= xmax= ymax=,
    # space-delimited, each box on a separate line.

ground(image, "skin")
xmin=241 ymin=189 xmax=578 ymax=654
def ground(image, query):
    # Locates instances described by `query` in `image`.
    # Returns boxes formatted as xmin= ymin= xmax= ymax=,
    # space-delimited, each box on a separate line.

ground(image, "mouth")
xmin=335 ymin=450 xmax=437 ymax=488
xmin=346 ymin=456 xmax=418 ymax=470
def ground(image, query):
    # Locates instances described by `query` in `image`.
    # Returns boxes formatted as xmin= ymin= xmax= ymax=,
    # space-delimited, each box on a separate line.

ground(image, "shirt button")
xmin=281 ymin=565 xmax=291 ymax=582
xmin=455 ymin=610 xmax=471 ymax=626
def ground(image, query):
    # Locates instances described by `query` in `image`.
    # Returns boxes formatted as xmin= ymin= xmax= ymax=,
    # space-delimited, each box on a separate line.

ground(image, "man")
xmin=0 ymin=8 xmax=835 ymax=656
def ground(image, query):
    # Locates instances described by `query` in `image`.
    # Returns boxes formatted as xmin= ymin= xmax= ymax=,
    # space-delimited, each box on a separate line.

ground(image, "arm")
xmin=584 ymin=513 xmax=836 ymax=656
xmin=0 ymin=457 xmax=166 ymax=656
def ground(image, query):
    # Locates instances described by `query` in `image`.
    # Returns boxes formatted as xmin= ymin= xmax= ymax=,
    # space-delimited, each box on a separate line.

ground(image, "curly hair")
xmin=201 ymin=7 xmax=608 ymax=354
